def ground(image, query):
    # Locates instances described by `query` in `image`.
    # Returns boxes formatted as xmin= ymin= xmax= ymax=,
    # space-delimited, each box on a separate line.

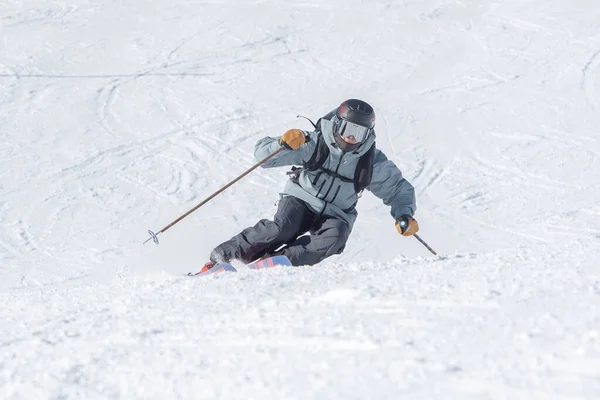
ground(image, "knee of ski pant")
xmin=324 ymin=223 xmax=351 ymax=256
xmin=251 ymin=219 xmax=298 ymax=244
xmin=327 ymin=237 xmax=347 ymax=256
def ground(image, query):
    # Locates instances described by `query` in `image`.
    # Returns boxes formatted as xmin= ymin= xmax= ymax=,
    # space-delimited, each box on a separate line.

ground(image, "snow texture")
xmin=1 ymin=0 xmax=599 ymax=399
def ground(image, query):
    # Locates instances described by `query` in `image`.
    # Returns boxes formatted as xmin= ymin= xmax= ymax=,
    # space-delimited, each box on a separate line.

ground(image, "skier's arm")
xmin=368 ymin=149 xmax=416 ymax=219
xmin=254 ymin=130 xmax=316 ymax=168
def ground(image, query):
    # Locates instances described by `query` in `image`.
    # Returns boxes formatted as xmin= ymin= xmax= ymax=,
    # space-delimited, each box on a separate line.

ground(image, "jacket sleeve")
xmin=254 ymin=131 xmax=317 ymax=168
xmin=367 ymin=149 xmax=417 ymax=219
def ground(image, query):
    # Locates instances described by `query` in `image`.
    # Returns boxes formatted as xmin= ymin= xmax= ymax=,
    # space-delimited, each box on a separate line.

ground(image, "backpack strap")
xmin=289 ymin=110 xmax=374 ymax=194
xmin=354 ymin=143 xmax=375 ymax=192
xmin=287 ymin=116 xmax=328 ymax=184
xmin=303 ymin=109 xmax=336 ymax=170
xmin=304 ymin=132 xmax=330 ymax=171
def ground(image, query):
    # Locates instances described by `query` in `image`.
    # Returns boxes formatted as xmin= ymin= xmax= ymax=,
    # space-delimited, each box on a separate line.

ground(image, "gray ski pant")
xmin=210 ymin=196 xmax=351 ymax=266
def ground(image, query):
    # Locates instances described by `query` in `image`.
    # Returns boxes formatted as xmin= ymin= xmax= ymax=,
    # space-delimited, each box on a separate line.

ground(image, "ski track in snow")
xmin=1 ymin=244 xmax=599 ymax=399
xmin=1 ymin=0 xmax=600 ymax=399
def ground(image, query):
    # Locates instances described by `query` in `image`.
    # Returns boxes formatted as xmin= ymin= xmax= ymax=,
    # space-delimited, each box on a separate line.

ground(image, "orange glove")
xmin=395 ymin=215 xmax=419 ymax=236
xmin=280 ymin=129 xmax=306 ymax=150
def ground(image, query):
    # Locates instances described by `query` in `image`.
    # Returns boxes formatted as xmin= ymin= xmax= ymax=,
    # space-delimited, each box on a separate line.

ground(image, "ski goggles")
xmin=334 ymin=117 xmax=372 ymax=143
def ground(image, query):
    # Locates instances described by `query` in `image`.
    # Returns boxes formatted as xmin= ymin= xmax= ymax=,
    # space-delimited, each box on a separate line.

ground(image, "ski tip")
xmin=186 ymin=263 xmax=237 ymax=277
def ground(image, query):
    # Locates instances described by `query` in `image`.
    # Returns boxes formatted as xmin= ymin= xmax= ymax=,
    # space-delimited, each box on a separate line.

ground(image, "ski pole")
xmin=413 ymin=233 xmax=437 ymax=256
xmin=144 ymin=147 xmax=285 ymax=245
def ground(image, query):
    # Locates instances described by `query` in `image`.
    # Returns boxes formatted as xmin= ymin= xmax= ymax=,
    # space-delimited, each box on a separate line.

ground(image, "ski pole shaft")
xmin=144 ymin=147 xmax=285 ymax=244
xmin=414 ymin=233 xmax=437 ymax=256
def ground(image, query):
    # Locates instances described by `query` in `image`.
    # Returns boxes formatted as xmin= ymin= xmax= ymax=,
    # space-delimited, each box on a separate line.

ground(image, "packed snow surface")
xmin=1 ymin=0 xmax=599 ymax=398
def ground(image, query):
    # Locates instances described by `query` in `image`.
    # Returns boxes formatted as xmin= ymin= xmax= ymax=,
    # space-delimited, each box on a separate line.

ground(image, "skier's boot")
xmin=199 ymin=260 xmax=216 ymax=274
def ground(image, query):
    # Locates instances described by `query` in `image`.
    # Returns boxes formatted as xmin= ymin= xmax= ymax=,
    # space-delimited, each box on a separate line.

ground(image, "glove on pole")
xmin=144 ymin=147 xmax=285 ymax=245
xmin=396 ymin=215 xmax=437 ymax=256
xmin=279 ymin=129 xmax=307 ymax=150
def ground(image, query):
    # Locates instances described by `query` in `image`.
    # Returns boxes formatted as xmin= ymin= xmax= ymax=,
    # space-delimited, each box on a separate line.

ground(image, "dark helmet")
xmin=332 ymin=99 xmax=376 ymax=152
xmin=336 ymin=99 xmax=376 ymax=128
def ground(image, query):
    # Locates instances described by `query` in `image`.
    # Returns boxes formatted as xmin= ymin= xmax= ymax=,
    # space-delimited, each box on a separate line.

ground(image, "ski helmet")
xmin=332 ymin=99 xmax=376 ymax=152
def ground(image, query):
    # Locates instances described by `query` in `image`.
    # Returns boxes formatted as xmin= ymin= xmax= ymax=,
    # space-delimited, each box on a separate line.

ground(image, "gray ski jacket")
xmin=254 ymin=118 xmax=416 ymax=228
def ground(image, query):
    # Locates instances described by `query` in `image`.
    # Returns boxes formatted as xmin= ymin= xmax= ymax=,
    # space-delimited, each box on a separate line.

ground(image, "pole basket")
xmin=144 ymin=229 xmax=160 ymax=245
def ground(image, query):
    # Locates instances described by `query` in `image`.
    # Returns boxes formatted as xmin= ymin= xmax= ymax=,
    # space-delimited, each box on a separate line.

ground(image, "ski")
xmin=187 ymin=255 xmax=292 ymax=277
xmin=186 ymin=263 xmax=237 ymax=277
xmin=247 ymin=255 xmax=293 ymax=269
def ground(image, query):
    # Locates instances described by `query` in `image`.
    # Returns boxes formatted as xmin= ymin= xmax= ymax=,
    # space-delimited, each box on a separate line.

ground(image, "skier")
xmin=200 ymin=99 xmax=418 ymax=271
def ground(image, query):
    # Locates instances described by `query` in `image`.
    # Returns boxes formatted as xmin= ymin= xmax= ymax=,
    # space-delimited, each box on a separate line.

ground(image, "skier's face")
xmin=334 ymin=117 xmax=372 ymax=144
xmin=342 ymin=135 xmax=359 ymax=144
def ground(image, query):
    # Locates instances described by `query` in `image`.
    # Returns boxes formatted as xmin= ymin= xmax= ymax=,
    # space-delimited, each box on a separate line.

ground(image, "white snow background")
xmin=1 ymin=0 xmax=600 ymax=399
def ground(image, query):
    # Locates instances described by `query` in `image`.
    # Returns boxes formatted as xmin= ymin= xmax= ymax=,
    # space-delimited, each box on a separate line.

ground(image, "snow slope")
xmin=1 ymin=0 xmax=599 ymax=398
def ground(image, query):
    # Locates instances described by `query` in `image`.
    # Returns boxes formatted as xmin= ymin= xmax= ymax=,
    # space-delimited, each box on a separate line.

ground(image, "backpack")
xmin=289 ymin=114 xmax=375 ymax=193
